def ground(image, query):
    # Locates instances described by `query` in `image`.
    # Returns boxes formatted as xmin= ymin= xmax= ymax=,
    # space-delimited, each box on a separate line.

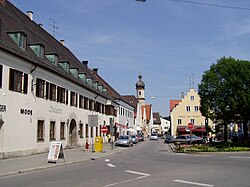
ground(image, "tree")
xmin=198 ymin=57 xmax=250 ymax=142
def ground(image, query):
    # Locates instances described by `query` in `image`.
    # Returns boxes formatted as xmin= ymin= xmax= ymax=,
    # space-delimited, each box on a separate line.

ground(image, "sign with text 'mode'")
xmin=47 ymin=142 xmax=65 ymax=163
xmin=88 ymin=115 xmax=98 ymax=127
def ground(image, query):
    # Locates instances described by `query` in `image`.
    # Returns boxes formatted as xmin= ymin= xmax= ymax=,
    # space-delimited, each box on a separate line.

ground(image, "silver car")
xmin=115 ymin=135 xmax=133 ymax=147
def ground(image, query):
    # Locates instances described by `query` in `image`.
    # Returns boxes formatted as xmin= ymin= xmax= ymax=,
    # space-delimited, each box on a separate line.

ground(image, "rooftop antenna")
xmin=187 ymin=74 xmax=194 ymax=89
xmin=49 ymin=18 xmax=60 ymax=37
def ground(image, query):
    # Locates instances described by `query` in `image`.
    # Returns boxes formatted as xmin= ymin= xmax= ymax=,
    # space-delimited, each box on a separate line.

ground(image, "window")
xmin=177 ymin=119 xmax=182 ymax=125
xmin=8 ymin=32 xmax=26 ymax=49
xmin=29 ymin=44 xmax=44 ymax=59
xmin=45 ymin=54 xmax=58 ymax=66
xmin=85 ymin=124 xmax=89 ymax=138
xmin=9 ymin=68 xmax=28 ymax=94
xmin=190 ymin=119 xmax=195 ymax=124
xmin=59 ymin=61 xmax=69 ymax=73
xmin=190 ymin=96 xmax=195 ymax=101
xmin=36 ymin=78 xmax=45 ymax=98
xmin=79 ymin=95 xmax=84 ymax=108
xmin=70 ymin=91 xmax=77 ymax=107
xmin=194 ymin=106 xmax=199 ymax=112
xmin=79 ymin=123 xmax=83 ymax=138
xmin=37 ymin=120 xmax=44 ymax=141
xmin=49 ymin=83 xmax=57 ymax=101
xmin=57 ymin=86 xmax=66 ymax=104
xmin=186 ymin=106 xmax=191 ymax=112
xmin=60 ymin=122 xmax=65 ymax=140
xmin=0 ymin=64 xmax=2 ymax=88
xmin=50 ymin=121 xmax=56 ymax=141
xmin=138 ymin=91 xmax=141 ymax=96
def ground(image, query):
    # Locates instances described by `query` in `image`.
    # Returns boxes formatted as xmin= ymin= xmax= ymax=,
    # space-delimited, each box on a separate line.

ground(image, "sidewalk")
xmin=0 ymin=143 xmax=122 ymax=177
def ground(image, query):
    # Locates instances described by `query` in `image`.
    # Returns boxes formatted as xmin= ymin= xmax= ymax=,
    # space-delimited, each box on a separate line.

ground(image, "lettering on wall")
xmin=0 ymin=105 xmax=6 ymax=112
xmin=49 ymin=105 xmax=62 ymax=114
xmin=20 ymin=108 xmax=32 ymax=115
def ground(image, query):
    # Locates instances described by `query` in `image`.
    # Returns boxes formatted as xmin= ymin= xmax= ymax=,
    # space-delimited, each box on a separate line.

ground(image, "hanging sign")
xmin=47 ymin=142 xmax=65 ymax=163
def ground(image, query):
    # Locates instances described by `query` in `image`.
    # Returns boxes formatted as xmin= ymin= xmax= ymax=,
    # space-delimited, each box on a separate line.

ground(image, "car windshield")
xmin=152 ymin=134 xmax=157 ymax=136
xmin=119 ymin=136 xmax=129 ymax=140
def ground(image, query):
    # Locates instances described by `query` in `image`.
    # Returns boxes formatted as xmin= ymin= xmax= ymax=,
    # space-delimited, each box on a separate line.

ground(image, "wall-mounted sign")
xmin=20 ymin=108 xmax=32 ymax=115
xmin=0 ymin=105 xmax=6 ymax=112
xmin=88 ymin=115 xmax=98 ymax=127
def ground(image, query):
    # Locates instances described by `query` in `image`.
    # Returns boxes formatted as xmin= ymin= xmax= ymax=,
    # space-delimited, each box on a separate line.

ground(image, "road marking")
xmin=195 ymin=154 xmax=212 ymax=157
xmin=174 ymin=179 xmax=214 ymax=187
xmin=229 ymin=156 xmax=250 ymax=159
xmin=176 ymin=153 xmax=187 ymax=155
xmin=102 ymin=170 xmax=150 ymax=187
xmin=105 ymin=159 xmax=110 ymax=162
xmin=106 ymin=163 xmax=116 ymax=168
xmin=125 ymin=170 xmax=151 ymax=179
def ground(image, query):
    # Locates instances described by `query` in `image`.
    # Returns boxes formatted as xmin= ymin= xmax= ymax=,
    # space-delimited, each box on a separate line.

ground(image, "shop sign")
xmin=20 ymin=108 xmax=32 ymax=115
xmin=49 ymin=105 xmax=62 ymax=114
xmin=0 ymin=105 xmax=6 ymax=112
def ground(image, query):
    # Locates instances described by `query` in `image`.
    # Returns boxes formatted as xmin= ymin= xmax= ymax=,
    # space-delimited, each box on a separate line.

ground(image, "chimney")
xmin=26 ymin=11 xmax=33 ymax=21
xmin=93 ymin=68 xmax=98 ymax=74
xmin=82 ymin=61 xmax=88 ymax=67
xmin=0 ymin=0 xmax=6 ymax=6
xmin=60 ymin=39 xmax=65 ymax=46
xmin=181 ymin=92 xmax=184 ymax=99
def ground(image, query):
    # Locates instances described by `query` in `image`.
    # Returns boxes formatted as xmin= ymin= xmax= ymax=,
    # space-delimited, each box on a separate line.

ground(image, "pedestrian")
xmin=85 ymin=137 xmax=89 ymax=152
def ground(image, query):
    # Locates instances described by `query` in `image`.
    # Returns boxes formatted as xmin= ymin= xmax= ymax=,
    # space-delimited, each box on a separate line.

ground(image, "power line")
xmin=169 ymin=0 xmax=250 ymax=11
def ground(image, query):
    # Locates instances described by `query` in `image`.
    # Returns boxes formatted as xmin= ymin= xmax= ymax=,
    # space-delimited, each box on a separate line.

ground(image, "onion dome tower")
xmin=136 ymin=74 xmax=145 ymax=106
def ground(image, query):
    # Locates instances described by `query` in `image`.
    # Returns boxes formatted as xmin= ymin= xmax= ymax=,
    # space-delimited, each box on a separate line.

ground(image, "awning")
xmin=192 ymin=126 xmax=206 ymax=132
xmin=115 ymin=122 xmax=128 ymax=129
xmin=177 ymin=126 xmax=188 ymax=132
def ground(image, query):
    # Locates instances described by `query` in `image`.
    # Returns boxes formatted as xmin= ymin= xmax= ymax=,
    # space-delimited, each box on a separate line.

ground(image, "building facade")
xmin=170 ymin=88 xmax=212 ymax=136
xmin=0 ymin=0 xmax=134 ymax=158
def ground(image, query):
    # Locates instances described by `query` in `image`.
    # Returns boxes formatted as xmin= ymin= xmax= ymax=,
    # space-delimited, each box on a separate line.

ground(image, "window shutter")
xmin=23 ymin=73 xmax=28 ymax=94
xmin=9 ymin=68 xmax=14 ymax=91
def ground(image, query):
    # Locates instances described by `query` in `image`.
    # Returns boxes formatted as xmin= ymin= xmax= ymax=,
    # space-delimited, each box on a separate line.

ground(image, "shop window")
xmin=8 ymin=32 xmax=26 ymax=50
xmin=50 ymin=121 xmax=56 ymax=141
xmin=60 ymin=122 xmax=65 ymax=140
xmin=37 ymin=120 xmax=44 ymax=141
xmin=9 ymin=68 xmax=28 ymax=94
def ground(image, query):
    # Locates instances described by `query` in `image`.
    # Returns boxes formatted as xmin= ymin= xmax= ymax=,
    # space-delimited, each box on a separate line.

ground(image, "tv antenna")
xmin=49 ymin=18 xmax=60 ymax=37
xmin=187 ymin=74 xmax=194 ymax=89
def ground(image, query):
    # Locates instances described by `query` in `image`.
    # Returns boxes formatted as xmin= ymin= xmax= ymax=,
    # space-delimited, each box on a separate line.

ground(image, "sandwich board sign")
xmin=47 ymin=142 xmax=65 ymax=163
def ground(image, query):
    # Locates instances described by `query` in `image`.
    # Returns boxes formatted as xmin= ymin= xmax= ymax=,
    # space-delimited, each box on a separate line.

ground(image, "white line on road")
xmin=125 ymin=170 xmax=151 ymax=178
xmin=102 ymin=170 xmax=150 ymax=187
xmin=174 ymin=179 xmax=214 ymax=187
xmin=105 ymin=159 xmax=110 ymax=162
xmin=195 ymin=154 xmax=212 ymax=157
xmin=229 ymin=156 xmax=250 ymax=159
xmin=106 ymin=163 xmax=116 ymax=168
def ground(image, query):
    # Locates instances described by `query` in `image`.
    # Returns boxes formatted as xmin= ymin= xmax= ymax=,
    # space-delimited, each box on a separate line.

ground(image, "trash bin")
xmin=95 ymin=137 xmax=103 ymax=152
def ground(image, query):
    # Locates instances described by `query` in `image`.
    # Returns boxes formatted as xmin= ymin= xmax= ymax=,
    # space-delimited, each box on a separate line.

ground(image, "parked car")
xmin=115 ymin=135 xmax=133 ymax=147
xmin=130 ymin=135 xmax=139 ymax=144
xmin=164 ymin=136 xmax=174 ymax=143
xmin=173 ymin=134 xmax=204 ymax=144
xmin=138 ymin=134 xmax=144 ymax=141
xmin=150 ymin=133 xmax=158 ymax=140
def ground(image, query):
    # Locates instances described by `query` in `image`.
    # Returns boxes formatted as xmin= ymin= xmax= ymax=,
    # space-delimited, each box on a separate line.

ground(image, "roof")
xmin=0 ymin=1 xmax=119 ymax=102
xmin=121 ymin=95 xmax=138 ymax=112
xmin=170 ymin=100 xmax=181 ymax=112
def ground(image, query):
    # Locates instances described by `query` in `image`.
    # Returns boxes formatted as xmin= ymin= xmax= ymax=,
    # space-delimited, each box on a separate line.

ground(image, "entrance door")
xmin=69 ymin=119 xmax=78 ymax=147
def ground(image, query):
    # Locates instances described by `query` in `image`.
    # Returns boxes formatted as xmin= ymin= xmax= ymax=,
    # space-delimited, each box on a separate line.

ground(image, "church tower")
xmin=136 ymin=74 xmax=145 ymax=106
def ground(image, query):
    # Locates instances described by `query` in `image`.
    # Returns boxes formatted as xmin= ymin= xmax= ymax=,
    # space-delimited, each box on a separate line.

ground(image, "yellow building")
xmin=170 ymin=88 xmax=212 ymax=136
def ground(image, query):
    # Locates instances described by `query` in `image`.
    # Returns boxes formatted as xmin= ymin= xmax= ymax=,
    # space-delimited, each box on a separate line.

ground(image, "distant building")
xmin=170 ymin=88 xmax=212 ymax=136
xmin=152 ymin=112 xmax=161 ymax=134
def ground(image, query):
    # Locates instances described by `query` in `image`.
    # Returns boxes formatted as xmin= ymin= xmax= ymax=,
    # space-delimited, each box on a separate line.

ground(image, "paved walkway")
xmin=0 ymin=143 xmax=122 ymax=177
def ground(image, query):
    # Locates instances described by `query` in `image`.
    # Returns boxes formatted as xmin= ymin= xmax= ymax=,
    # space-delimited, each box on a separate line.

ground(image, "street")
xmin=0 ymin=140 xmax=250 ymax=187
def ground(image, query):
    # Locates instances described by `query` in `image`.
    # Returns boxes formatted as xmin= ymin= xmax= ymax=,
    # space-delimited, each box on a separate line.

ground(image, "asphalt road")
xmin=0 ymin=139 xmax=250 ymax=187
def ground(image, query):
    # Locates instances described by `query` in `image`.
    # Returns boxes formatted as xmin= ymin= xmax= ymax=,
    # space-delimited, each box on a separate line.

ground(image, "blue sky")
xmin=12 ymin=0 xmax=250 ymax=116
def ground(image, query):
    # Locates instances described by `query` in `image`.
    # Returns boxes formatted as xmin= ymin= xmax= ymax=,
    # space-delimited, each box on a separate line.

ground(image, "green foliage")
xmin=198 ymin=57 xmax=250 ymax=140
